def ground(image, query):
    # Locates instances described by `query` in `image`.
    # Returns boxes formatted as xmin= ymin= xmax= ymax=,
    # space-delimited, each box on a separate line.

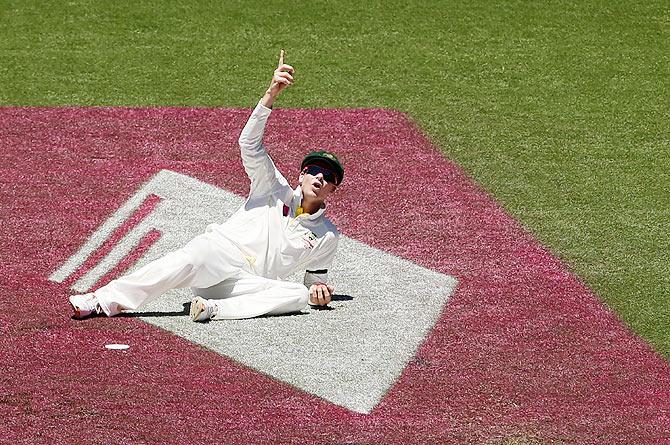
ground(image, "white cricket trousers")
xmin=94 ymin=233 xmax=309 ymax=319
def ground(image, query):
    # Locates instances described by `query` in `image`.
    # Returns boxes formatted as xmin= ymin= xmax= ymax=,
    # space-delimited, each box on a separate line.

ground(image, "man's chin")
xmin=301 ymin=185 xmax=326 ymax=203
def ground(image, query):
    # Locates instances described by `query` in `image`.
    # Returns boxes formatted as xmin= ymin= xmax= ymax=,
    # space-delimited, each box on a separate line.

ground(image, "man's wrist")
xmin=261 ymin=90 xmax=277 ymax=109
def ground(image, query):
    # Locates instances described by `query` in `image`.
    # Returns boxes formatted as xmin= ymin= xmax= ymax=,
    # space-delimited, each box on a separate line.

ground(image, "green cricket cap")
xmin=301 ymin=151 xmax=344 ymax=185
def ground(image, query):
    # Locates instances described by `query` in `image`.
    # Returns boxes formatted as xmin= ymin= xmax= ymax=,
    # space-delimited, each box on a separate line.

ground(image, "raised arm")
xmin=238 ymin=50 xmax=295 ymax=199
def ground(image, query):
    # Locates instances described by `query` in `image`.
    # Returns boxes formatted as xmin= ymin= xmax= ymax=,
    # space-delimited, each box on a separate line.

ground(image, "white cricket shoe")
xmin=190 ymin=297 xmax=218 ymax=322
xmin=69 ymin=293 xmax=102 ymax=319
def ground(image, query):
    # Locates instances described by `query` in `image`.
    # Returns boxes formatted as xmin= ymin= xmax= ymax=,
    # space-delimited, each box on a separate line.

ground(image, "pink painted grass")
xmin=0 ymin=106 xmax=668 ymax=444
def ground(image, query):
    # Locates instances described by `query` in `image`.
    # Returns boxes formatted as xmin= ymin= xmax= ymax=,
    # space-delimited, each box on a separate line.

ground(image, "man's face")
xmin=299 ymin=163 xmax=338 ymax=204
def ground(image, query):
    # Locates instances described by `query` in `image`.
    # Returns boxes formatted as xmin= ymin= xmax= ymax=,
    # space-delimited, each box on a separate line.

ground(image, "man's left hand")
xmin=309 ymin=283 xmax=335 ymax=306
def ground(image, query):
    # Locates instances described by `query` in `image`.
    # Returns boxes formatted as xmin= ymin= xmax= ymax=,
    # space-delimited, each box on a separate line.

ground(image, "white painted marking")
xmin=51 ymin=169 xmax=457 ymax=414
xmin=105 ymin=344 xmax=130 ymax=350
xmin=50 ymin=170 xmax=237 ymax=291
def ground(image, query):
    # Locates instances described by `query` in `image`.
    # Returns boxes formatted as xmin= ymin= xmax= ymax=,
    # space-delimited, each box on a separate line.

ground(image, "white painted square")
xmin=51 ymin=170 xmax=457 ymax=413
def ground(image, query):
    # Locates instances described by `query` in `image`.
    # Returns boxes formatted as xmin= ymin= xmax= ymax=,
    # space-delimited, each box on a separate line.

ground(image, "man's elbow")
xmin=238 ymin=133 xmax=249 ymax=148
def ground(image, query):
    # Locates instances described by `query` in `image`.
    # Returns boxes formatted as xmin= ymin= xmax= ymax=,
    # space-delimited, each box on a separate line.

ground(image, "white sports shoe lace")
xmin=85 ymin=294 xmax=102 ymax=314
xmin=206 ymin=301 xmax=218 ymax=319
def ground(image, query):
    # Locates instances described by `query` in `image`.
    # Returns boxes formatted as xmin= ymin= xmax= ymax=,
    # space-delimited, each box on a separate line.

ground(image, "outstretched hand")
xmin=266 ymin=49 xmax=295 ymax=98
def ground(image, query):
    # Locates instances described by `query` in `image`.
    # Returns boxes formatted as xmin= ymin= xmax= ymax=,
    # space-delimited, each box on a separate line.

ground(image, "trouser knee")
xmin=283 ymin=286 xmax=310 ymax=313
xmin=180 ymin=237 xmax=217 ymax=270
xmin=297 ymin=287 xmax=310 ymax=306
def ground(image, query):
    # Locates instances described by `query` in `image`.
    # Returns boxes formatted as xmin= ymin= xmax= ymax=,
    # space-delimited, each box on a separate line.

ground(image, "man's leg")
xmin=93 ymin=233 xmax=247 ymax=316
xmin=191 ymin=271 xmax=309 ymax=320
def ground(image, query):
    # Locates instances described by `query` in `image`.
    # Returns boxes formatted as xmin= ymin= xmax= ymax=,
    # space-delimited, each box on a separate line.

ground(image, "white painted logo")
xmin=51 ymin=170 xmax=457 ymax=414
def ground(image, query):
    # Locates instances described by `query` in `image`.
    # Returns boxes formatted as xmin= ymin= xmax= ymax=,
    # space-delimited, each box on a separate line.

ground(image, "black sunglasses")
xmin=303 ymin=164 xmax=339 ymax=185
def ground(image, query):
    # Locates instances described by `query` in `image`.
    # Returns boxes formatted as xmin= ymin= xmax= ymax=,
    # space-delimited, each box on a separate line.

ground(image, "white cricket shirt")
xmin=205 ymin=101 xmax=339 ymax=286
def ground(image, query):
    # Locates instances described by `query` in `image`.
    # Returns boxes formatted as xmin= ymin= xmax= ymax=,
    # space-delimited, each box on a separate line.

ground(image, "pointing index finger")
xmin=278 ymin=49 xmax=285 ymax=67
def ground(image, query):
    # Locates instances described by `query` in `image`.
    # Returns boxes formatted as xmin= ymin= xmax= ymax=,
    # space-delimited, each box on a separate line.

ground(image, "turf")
xmin=0 ymin=0 xmax=668 ymax=361
xmin=2 ymin=106 xmax=668 ymax=444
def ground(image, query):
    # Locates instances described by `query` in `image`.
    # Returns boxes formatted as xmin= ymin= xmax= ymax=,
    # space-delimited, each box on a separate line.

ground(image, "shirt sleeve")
xmin=238 ymin=100 xmax=293 ymax=200
xmin=303 ymin=233 xmax=339 ymax=288
xmin=303 ymin=270 xmax=330 ymax=288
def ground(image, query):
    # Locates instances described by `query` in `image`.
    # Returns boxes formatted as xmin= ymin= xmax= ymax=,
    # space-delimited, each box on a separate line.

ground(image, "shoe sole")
xmin=190 ymin=297 xmax=206 ymax=322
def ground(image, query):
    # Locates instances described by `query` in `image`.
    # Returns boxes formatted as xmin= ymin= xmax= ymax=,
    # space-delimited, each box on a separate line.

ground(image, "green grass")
xmin=1 ymin=0 xmax=668 ymax=357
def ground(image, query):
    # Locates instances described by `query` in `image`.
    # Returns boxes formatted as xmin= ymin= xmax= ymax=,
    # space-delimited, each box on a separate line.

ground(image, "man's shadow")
xmin=119 ymin=294 xmax=354 ymax=318
xmin=309 ymin=293 xmax=354 ymax=311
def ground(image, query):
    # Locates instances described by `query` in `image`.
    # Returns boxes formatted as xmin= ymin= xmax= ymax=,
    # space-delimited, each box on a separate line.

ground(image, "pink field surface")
xmin=0 ymin=107 xmax=668 ymax=444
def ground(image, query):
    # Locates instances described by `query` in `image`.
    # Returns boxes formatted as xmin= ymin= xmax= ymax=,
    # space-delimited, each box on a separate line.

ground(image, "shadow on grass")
xmin=118 ymin=303 xmax=190 ymax=318
xmin=118 ymin=294 xmax=355 ymax=317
